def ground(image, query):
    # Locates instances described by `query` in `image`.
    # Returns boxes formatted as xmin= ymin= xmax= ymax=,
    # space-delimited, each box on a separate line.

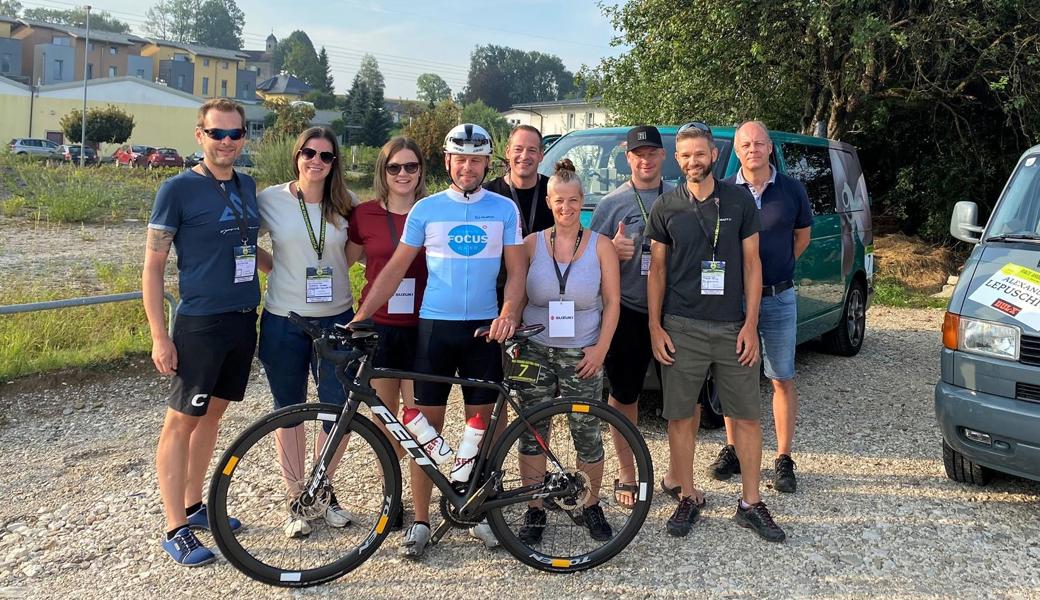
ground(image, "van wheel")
xmin=942 ymin=439 xmax=991 ymax=485
xmin=823 ymin=278 xmax=866 ymax=356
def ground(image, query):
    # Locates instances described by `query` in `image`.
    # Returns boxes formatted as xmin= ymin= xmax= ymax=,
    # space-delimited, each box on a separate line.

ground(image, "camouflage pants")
xmin=515 ymin=342 xmax=605 ymax=464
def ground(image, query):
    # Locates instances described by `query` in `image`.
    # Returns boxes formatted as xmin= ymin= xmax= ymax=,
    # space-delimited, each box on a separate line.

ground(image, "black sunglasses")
xmin=677 ymin=121 xmax=713 ymax=139
xmin=385 ymin=162 xmax=420 ymax=175
xmin=299 ymin=147 xmax=336 ymax=164
xmin=202 ymin=128 xmax=246 ymax=141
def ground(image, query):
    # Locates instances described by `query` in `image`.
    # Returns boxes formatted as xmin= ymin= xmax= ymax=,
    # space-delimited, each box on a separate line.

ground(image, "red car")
xmin=112 ymin=144 xmax=156 ymax=167
xmin=147 ymin=148 xmax=184 ymax=169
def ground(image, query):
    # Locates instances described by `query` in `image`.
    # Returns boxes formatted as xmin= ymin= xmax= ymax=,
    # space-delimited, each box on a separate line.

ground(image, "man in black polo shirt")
xmin=646 ymin=122 xmax=785 ymax=542
xmin=709 ymin=121 xmax=813 ymax=493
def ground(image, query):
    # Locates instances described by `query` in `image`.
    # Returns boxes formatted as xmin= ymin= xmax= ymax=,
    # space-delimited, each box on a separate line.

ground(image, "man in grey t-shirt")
xmin=589 ymin=125 xmax=674 ymax=508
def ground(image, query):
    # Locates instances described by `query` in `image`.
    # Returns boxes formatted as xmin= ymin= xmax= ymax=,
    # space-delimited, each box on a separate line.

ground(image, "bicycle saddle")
xmin=474 ymin=323 xmax=546 ymax=341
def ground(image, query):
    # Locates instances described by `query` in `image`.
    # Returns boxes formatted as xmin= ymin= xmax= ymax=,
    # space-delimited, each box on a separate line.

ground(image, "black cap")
xmin=627 ymin=125 xmax=663 ymax=151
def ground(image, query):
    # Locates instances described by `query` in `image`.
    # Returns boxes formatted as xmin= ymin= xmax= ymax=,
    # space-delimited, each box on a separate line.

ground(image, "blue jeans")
xmin=258 ymin=308 xmax=354 ymax=409
xmin=758 ymin=286 xmax=797 ymax=381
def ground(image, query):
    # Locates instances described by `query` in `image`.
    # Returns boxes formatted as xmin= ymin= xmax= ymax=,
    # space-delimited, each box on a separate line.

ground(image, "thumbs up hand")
xmin=612 ymin=220 xmax=636 ymax=261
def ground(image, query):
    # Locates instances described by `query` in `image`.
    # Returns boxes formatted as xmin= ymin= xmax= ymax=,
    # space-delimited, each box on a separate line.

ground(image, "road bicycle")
xmin=208 ymin=313 xmax=654 ymax=587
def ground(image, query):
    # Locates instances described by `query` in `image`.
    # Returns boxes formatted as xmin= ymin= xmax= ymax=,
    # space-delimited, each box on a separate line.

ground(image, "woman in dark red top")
xmin=347 ymin=137 xmax=428 ymax=445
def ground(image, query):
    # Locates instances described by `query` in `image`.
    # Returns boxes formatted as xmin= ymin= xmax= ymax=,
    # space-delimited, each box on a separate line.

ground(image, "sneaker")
xmin=517 ymin=507 xmax=547 ymax=545
xmin=582 ymin=504 xmax=613 ymax=542
xmin=774 ymin=454 xmax=797 ymax=493
xmin=161 ymin=526 xmax=216 ymax=567
xmin=666 ymin=496 xmax=704 ymax=537
xmin=400 ymin=522 xmax=431 ymax=558
xmin=284 ymin=517 xmax=311 ymax=539
xmin=324 ymin=491 xmax=354 ymax=528
xmin=186 ymin=503 xmax=241 ymax=532
xmin=733 ymin=500 xmax=786 ymax=543
xmin=708 ymin=445 xmax=741 ymax=481
xmin=468 ymin=520 xmax=499 ymax=549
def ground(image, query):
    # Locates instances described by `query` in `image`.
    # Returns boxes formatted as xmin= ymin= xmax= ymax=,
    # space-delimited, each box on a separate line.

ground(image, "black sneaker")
xmin=708 ymin=445 xmax=741 ymax=480
xmin=733 ymin=500 xmax=786 ymax=543
xmin=517 ymin=507 xmax=547 ymax=545
xmin=665 ymin=496 xmax=703 ymax=537
xmin=582 ymin=504 xmax=613 ymax=541
xmin=774 ymin=454 xmax=797 ymax=493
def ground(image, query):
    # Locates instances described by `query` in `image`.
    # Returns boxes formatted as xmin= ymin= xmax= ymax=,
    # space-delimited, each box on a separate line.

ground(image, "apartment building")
xmin=9 ymin=18 xmax=152 ymax=85
xmin=139 ymin=39 xmax=254 ymax=100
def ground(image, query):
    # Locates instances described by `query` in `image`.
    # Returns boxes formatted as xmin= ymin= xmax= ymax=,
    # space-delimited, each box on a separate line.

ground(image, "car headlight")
xmin=959 ymin=316 xmax=1020 ymax=360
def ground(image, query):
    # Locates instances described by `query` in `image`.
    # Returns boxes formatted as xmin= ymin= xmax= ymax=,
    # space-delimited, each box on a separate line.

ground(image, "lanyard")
xmin=295 ymin=183 xmax=326 ymax=261
xmin=384 ymin=201 xmax=399 ymax=250
xmin=690 ymin=196 xmax=721 ymax=261
xmin=199 ymin=163 xmax=248 ymax=244
xmin=630 ymin=180 xmax=664 ymax=224
xmin=549 ymin=226 xmax=584 ymax=296
xmin=507 ymin=175 xmax=541 ymax=236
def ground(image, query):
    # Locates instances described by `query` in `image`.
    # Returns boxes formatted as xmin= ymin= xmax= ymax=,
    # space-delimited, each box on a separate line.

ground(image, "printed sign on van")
xmin=967 ymin=263 xmax=1040 ymax=330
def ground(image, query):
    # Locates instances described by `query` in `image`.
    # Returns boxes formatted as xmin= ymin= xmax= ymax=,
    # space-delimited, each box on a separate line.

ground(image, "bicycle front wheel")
xmin=486 ymin=398 xmax=653 ymax=572
xmin=208 ymin=403 xmax=401 ymax=587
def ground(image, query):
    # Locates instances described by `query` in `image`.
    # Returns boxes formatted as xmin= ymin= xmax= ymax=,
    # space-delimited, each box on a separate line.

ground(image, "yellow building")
xmin=139 ymin=40 xmax=254 ymax=100
xmin=1 ymin=75 xmax=202 ymax=157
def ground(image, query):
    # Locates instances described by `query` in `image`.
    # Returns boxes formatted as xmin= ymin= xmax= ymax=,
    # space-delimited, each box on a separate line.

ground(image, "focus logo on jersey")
xmin=448 ymin=224 xmax=489 ymax=256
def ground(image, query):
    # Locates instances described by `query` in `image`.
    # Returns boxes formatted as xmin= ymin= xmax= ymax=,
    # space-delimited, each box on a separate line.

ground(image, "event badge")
xmin=388 ymin=278 xmax=416 ymax=314
xmin=233 ymin=245 xmax=257 ymax=284
xmin=305 ymin=267 xmax=333 ymax=303
xmin=701 ymin=260 xmax=726 ymax=295
xmin=549 ymin=300 xmax=576 ymax=338
xmin=640 ymin=251 xmax=652 ymax=276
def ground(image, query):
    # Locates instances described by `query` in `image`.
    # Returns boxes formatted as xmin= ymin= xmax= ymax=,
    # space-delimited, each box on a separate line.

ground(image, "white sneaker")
xmin=400 ymin=522 xmax=431 ymax=558
xmin=284 ymin=517 xmax=311 ymax=539
xmin=468 ymin=520 xmax=499 ymax=549
xmin=324 ymin=502 xmax=354 ymax=528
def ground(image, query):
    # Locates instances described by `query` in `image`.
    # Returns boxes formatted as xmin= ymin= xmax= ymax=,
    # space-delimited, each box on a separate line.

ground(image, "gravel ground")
xmin=0 ymin=306 xmax=1038 ymax=599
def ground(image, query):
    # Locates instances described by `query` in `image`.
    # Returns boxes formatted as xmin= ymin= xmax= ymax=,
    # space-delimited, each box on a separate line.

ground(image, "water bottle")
xmin=402 ymin=407 xmax=454 ymax=466
xmin=449 ymin=414 xmax=487 ymax=483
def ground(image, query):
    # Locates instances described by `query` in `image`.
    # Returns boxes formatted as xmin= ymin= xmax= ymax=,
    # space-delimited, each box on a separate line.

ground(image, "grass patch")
xmin=0 ymin=263 xmax=160 ymax=381
xmin=873 ymin=276 xmax=949 ymax=309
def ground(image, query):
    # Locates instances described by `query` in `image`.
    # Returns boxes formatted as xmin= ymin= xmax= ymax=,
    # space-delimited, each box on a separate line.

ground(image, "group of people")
xmin=142 ymin=97 xmax=812 ymax=568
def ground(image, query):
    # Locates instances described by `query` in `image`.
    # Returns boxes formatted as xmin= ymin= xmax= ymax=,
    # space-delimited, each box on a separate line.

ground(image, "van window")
xmin=986 ymin=155 xmax=1040 ymax=237
xmin=781 ymin=143 xmax=835 ymax=215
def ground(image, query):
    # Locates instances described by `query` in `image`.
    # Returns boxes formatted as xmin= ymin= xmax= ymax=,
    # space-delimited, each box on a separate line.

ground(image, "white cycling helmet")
xmin=443 ymin=123 xmax=493 ymax=156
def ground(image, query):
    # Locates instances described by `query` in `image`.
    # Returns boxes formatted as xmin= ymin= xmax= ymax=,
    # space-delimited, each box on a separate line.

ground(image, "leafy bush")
xmin=250 ymin=134 xmax=296 ymax=189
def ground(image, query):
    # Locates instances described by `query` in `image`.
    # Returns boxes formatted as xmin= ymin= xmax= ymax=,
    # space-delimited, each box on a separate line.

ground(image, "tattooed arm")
xmin=143 ymin=227 xmax=177 ymax=375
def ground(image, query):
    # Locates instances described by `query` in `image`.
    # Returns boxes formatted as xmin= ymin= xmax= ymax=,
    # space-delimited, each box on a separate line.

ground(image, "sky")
xmin=16 ymin=0 xmax=625 ymax=99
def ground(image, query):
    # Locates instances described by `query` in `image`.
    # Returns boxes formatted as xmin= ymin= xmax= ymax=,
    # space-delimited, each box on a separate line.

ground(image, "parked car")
xmin=8 ymin=138 xmax=61 ymax=159
xmin=542 ymin=126 xmax=875 ymax=406
xmin=113 ymin=144 xmax=156 ymax=167
xmin=147 ymin=148 xmax=184 ymax=169
xmin=938 ymin=145 xmax=1040 ymax=485
xmin=57 ymin=144 xmax=98 ymax=166
xmin=184 ymin=151 xmax=204 ymax=168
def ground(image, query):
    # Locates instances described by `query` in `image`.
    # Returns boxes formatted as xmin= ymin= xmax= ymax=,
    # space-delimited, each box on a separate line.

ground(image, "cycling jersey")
xmin=402 ymin=187 xmax=522 ymax=320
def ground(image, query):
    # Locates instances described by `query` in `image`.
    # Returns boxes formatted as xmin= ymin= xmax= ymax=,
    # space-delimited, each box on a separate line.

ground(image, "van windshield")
xmin=987 ymin=154 xmax=1040 ymax=239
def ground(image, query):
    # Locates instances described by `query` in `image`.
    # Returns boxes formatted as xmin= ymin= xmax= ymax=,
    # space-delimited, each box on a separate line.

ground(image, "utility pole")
xmin=80 ymin=5 xmax=91 ymax=167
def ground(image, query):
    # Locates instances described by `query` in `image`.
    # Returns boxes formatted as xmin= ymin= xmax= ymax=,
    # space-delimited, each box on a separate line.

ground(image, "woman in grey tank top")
xmin=514 ymin=159 xmax=621 ymax=542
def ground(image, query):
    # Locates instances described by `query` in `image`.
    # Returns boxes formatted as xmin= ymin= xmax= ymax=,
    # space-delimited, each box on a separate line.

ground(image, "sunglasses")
xmin=385 ymin=162 xmax=420 ymax=175
xmin=202 ymin=128 xmax=246 ymax=141
xmin=677 ymin=121 xmax=713 ymax=139
xmin=299 ymin=147 xmax=336 ymax=164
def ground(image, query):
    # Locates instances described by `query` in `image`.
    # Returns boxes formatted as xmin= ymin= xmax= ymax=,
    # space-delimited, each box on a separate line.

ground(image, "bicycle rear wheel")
xmin=486 ymin=398 xmax=653 ymax=572
xmin=208 ymin=403 xmax=400 ymax=587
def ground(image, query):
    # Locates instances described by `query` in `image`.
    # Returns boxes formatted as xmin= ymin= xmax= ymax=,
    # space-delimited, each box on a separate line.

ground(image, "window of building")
xmin=222 ymin=61 xmax=228 ymax=69
xmin=176 ymin=74 xmax=185 ymax=89
xmin=0 ymin=53 xmax=10 ymax=74
xmin=108 ymin=66 xmax=117 ymax=77
xmin=586 ymin=112 xmax=595 ymax=127
xmin=203 ymin=58 xmax=210 ymax=67
xmin=175 ymin=53 xmax=189 ymax=61
xmin=221 ymin=79 xmax=227 ymax=97
xmin=202 ymin=77 xmax=209 ymax=95
xmin=53 ymin=36 xmax=70 ymax=46
xmin=109 ymin=47 xmax=117 ymax=55
xmin=87 ymin=42 xmax=94 ymax=52
xmin=567 ymin=113 xmax=575 ymax=129
xmin=136 ymin=68 xmax=145 ymax=79
xmin=53 ymin=59 xmax=63 ymax=80
xmin=781 ymin=143 xmax=835 ymax=215
xmin=86 ymin=63 xmax=93 ymax=79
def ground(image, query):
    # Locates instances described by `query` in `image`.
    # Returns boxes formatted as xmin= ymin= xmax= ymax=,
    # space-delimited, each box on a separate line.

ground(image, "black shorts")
xmin=604 ymin=304 xmax=660 ymax=405
xmin=413 ymin=318 xmax=502 ymax=407
xmin=372 ymin=323 xmax=418 ymax=371
xmin=168 ymin=310 xmax=257 ymax=417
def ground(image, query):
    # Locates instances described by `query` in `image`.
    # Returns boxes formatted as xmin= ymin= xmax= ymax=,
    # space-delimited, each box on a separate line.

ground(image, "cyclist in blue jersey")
xmin=351 ymin=123 xmax=526 ymax=558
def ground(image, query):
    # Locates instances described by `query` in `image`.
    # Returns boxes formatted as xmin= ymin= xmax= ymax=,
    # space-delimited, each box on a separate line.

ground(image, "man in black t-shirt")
xmin=483 ymin=125 xmax=554 ymax=237
xmin=646 ymin=123 xmax=785 ymax=543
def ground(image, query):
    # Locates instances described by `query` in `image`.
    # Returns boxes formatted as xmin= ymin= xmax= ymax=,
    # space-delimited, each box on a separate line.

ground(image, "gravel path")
xmin=0 ymin=306 xmax=1037 ymax=599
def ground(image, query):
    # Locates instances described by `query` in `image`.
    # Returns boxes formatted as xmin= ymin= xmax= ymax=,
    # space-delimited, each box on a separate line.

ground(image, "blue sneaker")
xmin=162 ymin=527 xmax=216 ymax=567
xmin=186 ymin=503 xmax=242 ymax=532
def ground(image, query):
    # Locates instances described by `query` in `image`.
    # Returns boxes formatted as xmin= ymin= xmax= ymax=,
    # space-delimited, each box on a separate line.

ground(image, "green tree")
xmin=59 ymin=105 xmax=135 ymax=146
xmin=342 ymin=55 xmax=391 ymax=147
xmin=145 ymin=0 xmax=197 ymax=41
xmin=263 ymin=97 xmax=315 ymax=139
xmin=463 ymin=45 xmax=575 ymax=111
xmin=416 ymin=73 xmax=452 ymax=106
xmin=22 ymin=7 xmax=131 ymax=33
xmin=317 ymin=47 xmax=334 ymax=94
xmin=403 ymin=100 xmax=461 ymax=176
xmin=460 ymin=100 xmax=509 ymax=143
xmin=304 ymin=90 xmax=337 ymax=110
xmin=192 ymin=0 xmax=245 ymax=50
xmin=0 ymin=1 xmax=22 ymax=17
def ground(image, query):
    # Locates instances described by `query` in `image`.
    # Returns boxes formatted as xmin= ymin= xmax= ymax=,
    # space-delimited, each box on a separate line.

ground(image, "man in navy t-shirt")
xmin=711 ymin=120 xmax=813 ymax=494
xmin=143 ymin=98 xmax=259 ymax=567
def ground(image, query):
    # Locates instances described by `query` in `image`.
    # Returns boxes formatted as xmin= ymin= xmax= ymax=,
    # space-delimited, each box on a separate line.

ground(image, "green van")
xmin=539 ymin=125 xmax=874 ymax=356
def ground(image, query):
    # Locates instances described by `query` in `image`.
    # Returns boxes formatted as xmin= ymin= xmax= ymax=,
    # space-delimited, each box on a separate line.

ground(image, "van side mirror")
xmin=950 ymin=201 xmax=983 ymax=243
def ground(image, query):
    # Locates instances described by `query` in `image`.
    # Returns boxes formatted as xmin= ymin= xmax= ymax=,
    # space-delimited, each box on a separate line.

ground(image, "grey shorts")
xmin=660 ymin=314 xmax=760 ymax=421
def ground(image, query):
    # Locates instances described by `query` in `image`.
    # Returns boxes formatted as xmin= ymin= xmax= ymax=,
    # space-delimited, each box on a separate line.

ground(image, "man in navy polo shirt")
xmin=709 ymin=120 xmax=812 ymax=493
